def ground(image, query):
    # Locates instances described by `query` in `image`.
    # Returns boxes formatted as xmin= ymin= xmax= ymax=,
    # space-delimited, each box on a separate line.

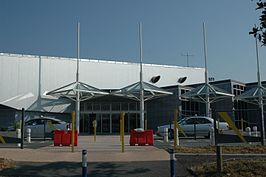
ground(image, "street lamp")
xmin=249 ymin=25 xmax=265 ymax=145
xmin=203 ymin=23 xmax=211 ymax=117
xmin=76 ymin=22 xmax=80 ymax=134
xmin=139 ymin=22 xmax=145 ymax=129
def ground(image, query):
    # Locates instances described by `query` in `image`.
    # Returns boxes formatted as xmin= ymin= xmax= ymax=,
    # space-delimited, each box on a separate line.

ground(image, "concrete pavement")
xmin=1 ymin=135 xmax=264 ymax=176
xmin=0 ymin=135 xmax=185 ymax=177
xmin=0 ymin=135 xmax=170 ymax=163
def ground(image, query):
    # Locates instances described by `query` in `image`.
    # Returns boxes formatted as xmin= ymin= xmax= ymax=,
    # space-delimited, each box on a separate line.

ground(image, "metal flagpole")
xmin=203 ymin=22 xmax=210 ymax=117
xmin=139 ymin=22 xmax=144 ymax=129
xmin=255 ymin=36 xmax=265 ymax=145
xmin=76 ymin=22 xmax=80 ymax=134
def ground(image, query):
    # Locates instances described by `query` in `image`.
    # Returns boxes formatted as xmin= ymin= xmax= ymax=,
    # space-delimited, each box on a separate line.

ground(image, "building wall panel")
xmin=0 ymin=53 xmax=205 ymax=111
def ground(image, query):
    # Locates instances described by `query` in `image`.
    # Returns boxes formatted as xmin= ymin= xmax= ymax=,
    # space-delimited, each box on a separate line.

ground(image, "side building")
xmin=165 ymin=79 xmax=265 ymax=132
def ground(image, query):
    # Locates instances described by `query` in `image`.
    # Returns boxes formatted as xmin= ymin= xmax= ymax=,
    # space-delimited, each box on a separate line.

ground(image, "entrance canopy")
xmin=112 ymin=81 xmax=172 ymax=101
xmin=181 ymin=83 xmax=234 ymax=103
xmin=235 ymin=85 xmax=266 ymax=105
xmin=45 ymin=81 xmax=109 ymax=101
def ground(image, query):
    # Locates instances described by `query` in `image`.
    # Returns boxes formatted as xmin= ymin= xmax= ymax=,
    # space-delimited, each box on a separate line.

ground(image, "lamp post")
xmin=256 ymin=37 xmax=265 ymax=146
xmin=249 ymin=26 xmax=265 ymax=145
xmin=139 ymin=22 xmax=144 ymax=129
xmin=76 ymin=22 xmax=80 ymax=134
xmin=203 ymin=22 xmax=211 ymax=117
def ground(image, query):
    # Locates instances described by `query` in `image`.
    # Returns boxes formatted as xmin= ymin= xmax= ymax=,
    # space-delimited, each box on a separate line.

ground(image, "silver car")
xmin=157 ymin=116 xmax=229 ymax=138
xmin=25 ymin=117 xmax=70 ymax=138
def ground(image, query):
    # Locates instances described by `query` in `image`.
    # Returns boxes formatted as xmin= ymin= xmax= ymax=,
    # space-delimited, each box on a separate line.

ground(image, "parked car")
xmin=25 ymin=117 xmax=70 ymax=138
xmin=157 ymin=116 xmax=229 ymax=138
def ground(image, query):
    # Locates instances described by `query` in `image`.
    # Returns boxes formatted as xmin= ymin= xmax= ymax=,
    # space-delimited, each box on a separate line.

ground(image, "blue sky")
xmin=0 ymin=0 xmax=264 ymax=82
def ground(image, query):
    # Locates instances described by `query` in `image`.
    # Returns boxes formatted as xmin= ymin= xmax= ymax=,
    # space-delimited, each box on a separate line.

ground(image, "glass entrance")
xmin=80 ymin=112 xmax=142 ymax=134
xmin=111 ymin=114 xmax=120 ymax=133
xmin=80 ymin=114 xmax=89 ymax=133
xmin=88 ymin=114 xmax=97 ymax=134
xmin=101 ymin=114 xmax=110 ymax=134
xmin=129 ymin=113 xmax=140 ymax=130
xmin=80 ymin=113 xmax=97 ymax=134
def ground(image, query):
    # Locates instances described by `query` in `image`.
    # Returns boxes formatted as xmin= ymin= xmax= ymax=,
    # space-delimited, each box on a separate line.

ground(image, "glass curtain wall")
xmin=180 ymin=88 xmax=201 ymax=117
xmin=80 ymin=101 xmax=142 ymax=134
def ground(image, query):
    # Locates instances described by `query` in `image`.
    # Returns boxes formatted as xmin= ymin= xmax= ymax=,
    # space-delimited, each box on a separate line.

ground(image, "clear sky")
xmin=0 ymin=0 xmax=264 ymax=83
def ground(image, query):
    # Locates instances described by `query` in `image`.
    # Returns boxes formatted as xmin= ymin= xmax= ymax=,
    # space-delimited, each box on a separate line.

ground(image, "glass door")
xmin=111 ymin=114 xmax=120 ymax=133
xmin=101 ymin=114 xmax=110 ymax=134
xmin=87 ymin=114 xmax=96 ymax=134
xmin=129 ymin=113 xmax=137 ymax=130
xmin=80 ymin=114 xmax=89 ymax=133
xmin=124 ymin=113 xmax=129 ymax=133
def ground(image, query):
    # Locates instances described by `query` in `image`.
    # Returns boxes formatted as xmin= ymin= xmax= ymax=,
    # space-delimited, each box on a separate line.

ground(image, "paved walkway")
xmin=0 ymin=135 xmax=184 ymax=177
xmin=0 ymin=135 xmax=169 ymax=163
xmin=1 ymin=135 xmax=264 ymax=176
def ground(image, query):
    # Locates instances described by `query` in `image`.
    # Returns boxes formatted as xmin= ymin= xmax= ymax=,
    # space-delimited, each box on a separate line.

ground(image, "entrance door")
xmin=88 ymin=114 xmax=96 ymax=134
xmin=124 ymin=113 xmax=129 ymax=133
xmin=80 ymin=114 xmax=89 ymax=133
xmin=111 ymin=114 xmax=120 ymax=133
xmin=101 ymin=114 xmax=110 ymax=134
xmin=129 ymin=113 xmax=140 ymax=130
xmin=80 ymin=113 xmax=97 ymax=134
xmin=80 ymin=112 xmax=141 ymax=134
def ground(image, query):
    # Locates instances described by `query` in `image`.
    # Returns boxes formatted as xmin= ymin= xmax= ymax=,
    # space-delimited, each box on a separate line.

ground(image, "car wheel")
xmin=205 ymin=131 xmax=210 ymax=138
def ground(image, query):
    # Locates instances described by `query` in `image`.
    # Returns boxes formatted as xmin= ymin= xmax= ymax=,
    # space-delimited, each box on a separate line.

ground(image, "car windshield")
xmin=26 ymin=118 xmax=63 ymax=125
xmin=26 ymin=119 xmax=44 ymax=126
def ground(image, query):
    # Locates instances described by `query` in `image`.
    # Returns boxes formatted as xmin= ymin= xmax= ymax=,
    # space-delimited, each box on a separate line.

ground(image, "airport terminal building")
xmin=0 ymin=53 xmax=206 ymax=133
xmin=0 ymin=53 xmax=264 ymax=134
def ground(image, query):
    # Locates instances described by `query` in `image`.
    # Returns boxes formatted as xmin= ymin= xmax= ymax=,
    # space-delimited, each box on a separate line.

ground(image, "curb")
xmin=174 ymin=153 xmax=266 ymax=156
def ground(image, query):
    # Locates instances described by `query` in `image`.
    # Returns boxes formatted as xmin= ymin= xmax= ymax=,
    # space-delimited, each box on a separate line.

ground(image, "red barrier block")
xmin=61 ymin=130 xmax=71 ymax=146
xmin=130 ymin=130 xmax=138 ymax=146
xmin=54 ymin=130 xmax=63 ymax=146
xmin=68 ymin=130 xmax=78 ymax=146
xmin=137 ymin=131 xmax=146 ymax=145
xmin=145 ymin=130 xmax=154 ymax=145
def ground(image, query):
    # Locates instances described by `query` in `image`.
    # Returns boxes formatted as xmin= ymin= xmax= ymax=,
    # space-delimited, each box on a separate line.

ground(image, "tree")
xmin=252 ymin=0 xmax=266 ymax=45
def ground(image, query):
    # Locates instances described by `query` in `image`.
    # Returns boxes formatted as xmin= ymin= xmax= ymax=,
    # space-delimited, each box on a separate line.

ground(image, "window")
xmin=35 ymin=119 xmax=44 ymax=125
xmin=51 ymin=120 xmax=60 ymax=124
xmin=186 ymin=118 xmax=198 ymax=125
xmin=112 ymin=103 xmax=120 ymax=111
xmin=93 ymin=104 xmax=100 ymax=111
xmin=27 ymin=119 xmax=44 ymax=125
xmin=233 ymin=84 xmax=245 ymax=96
xmin=121 ymin=103 xmax=128 ymax=111
xmin=129 ymin=103 xmax=137 ymax=111
xmin=80 ymin=104 xmax=85 ymax=111
xmin=25 ymin=120 xmax=34 ymax=126
xmin=85 ymin=103 xmax=92 ymax=111
xmin=198 ymin=118 xmax=211 ymax=124
xmin=101 ymin=104 xmax=110 ymax=111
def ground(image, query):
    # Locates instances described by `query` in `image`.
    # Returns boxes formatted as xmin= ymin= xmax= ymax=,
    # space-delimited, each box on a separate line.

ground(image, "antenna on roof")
xmin=181 ymin=52 xmax=194 ymax=67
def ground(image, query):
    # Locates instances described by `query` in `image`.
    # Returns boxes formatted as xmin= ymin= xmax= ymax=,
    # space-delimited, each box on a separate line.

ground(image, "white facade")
xmin=0 ymin=53 xmax=205 ymax=112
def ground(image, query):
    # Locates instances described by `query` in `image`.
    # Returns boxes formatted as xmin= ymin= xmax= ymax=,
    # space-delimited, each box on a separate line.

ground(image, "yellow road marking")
xmin=176 ymin=122 xmax=187 ymax=137
xmin=0 ymin=134 xmax=6 ymax=144
xmin=218 ymin=112 xmax=247 ymax=143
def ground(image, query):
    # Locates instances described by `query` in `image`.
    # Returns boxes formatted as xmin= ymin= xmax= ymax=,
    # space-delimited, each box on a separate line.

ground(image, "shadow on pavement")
xmin=0 ymin=161 xmax=172 ymax=177
xmin=1 ymin=162 xmax=80 ymax=177
xmin=0 ymin=139 xmax=53 ymax=149
xmin=90 ymin=162 xmax=151 ymax=177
